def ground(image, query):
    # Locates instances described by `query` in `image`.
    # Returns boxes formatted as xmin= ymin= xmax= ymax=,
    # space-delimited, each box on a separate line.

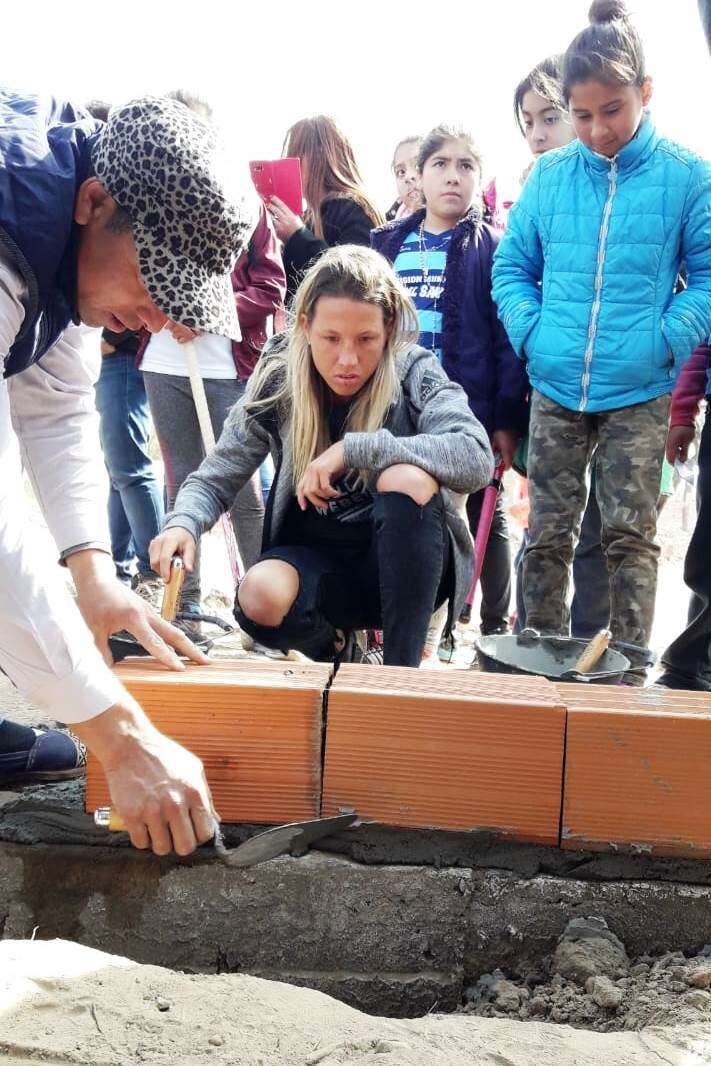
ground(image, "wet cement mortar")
xmin=3 ymin=782 xmax=711 ymax=1032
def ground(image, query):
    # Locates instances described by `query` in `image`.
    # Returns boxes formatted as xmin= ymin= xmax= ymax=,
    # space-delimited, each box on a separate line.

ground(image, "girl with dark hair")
xmin=267 ymin=115 xmax=383 ymax=300
xmin=493 ymin=0 xmax=711 ymax=680
xmin=150 ymin=247 xmax=493 ymax=667
xmin=511 ymin=54 xmax=610 ymax=640
xmin=513 ymin=55 xmax=573 ymax=181
xmin=372 ymin=124 xmax=528 ymax=637
xmin=385 ymin=136 xmax=424 ymax=221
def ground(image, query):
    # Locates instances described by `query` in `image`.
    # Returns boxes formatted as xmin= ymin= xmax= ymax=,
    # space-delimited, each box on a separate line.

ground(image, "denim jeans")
xmin=95 ymin=353 xmax=164 ymax=581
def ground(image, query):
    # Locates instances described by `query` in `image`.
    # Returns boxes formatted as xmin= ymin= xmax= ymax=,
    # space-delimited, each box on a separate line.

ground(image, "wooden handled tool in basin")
xmin=572 ymin=628 xmax=612 ymax=674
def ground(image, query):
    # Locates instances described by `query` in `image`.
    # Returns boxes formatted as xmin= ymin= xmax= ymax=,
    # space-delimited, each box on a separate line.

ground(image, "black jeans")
xmin=466 ymin=487 xmax=511 ymax=633
xmin=661 ymin=407 xmax=711 ymax=687
xmin=235 ymin=491 xmax=452 ymax=667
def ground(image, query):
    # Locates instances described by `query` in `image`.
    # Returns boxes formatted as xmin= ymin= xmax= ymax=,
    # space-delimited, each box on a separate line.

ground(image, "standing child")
xmin=492 ymin=0 xmax=711 ymax=679
xmin=268 ymin=116 xmax=383 ymax=301
xmin=657 ymin=343 xmax=711 ymax=690
xmin=372 ymin=125 xmax=528 ymax=635
xmin=385 ymin=136 xmax=423 ymax=221
xmin=512 ymin=54 xmax=610 ymax=639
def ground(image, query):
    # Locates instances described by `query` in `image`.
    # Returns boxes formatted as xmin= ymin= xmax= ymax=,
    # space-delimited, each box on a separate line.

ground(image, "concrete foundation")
xmin=3 ymin=782 xmax=711 ymax=1018
xmin=3 ymin=828 xmax=711 ymax=1017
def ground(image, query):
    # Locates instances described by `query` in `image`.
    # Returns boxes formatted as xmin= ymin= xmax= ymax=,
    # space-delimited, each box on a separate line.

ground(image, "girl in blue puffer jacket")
xmin=492 ymin=0 xmax=711 ymax=675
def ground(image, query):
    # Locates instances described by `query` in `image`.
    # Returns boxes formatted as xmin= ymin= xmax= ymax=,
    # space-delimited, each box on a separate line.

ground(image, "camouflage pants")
xmin=522 ymin=390 xmax=671 ymax=648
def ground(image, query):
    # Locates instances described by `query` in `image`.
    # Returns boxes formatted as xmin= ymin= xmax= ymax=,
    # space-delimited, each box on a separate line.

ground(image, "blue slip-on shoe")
xmin=0 ymin=727 xmax=86 ymax=787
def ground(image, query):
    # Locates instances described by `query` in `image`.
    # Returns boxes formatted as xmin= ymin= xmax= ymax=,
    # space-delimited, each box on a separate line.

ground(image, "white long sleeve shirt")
xmin=0 ymin=256 xmax=125 ymax=723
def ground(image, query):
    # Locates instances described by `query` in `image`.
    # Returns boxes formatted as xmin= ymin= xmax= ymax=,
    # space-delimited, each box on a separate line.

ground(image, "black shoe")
xmin=654 ymin=670 xmax=711 ymax=692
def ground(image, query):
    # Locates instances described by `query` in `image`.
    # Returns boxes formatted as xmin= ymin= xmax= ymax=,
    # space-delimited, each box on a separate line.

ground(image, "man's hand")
xmin=666 ymin=424 xmax=695 ymax=465
xmin=149 ymin=527 xmax=198 ymax=583
xmin=296 ymin=441 xmax=346 ymax=511
xmin=268 ymin=195 xmax=303 ymax=242
xmin=491 ymin=429 xmax=519 ymax=472
xmin=74 ymin=698 xmax=217 ymax=856
xmin=67 ymin=548 xmax=208 ymax=670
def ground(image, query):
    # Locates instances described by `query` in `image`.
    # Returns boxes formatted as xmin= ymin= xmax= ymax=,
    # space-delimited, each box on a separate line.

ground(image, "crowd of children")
xmin=117 ymin=0 xmax=711 ymax=687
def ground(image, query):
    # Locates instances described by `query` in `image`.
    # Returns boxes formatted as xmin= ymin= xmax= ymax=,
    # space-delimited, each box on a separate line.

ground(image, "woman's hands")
xmin=267 ymin=195 xmax=303 ymax=242
xmin=296 ymin=441 xmax=346 ymax=511
xmin=150 ymin=527 xmax=198 ymax=582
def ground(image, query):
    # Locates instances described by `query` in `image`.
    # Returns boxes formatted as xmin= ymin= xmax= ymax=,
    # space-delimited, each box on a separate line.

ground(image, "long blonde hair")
xmin=248 ymin=245 xmax=419 ymax=488
xmin=283 ymin=116 xmax=383 ymax=240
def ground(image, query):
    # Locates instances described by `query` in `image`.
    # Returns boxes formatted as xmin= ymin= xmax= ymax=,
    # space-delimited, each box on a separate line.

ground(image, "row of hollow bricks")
xmin=85 ymin=660 xmax=711 ymax=860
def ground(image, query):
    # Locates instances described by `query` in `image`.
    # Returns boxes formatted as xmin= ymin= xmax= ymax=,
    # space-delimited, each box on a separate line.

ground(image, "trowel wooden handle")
xmin=161 ymin=557 xmax=185 ymax=622
xmin=573 ymin=629 xmax=611 ymax=674
xmin=94 ymin=808 xmax=127 ymax=832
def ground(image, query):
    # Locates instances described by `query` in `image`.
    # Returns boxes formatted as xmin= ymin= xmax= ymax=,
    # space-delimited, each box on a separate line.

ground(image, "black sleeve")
xmin=101 ymin=327 xmax=142 ymax=356
xmin=321 ymin=197 xmax=374 ymax=248
xmin=282 ymin=198 xmax=374 ymax=298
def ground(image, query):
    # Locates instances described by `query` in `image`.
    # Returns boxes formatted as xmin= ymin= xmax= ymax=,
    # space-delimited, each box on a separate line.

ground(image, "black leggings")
xmin=235 ymin=491 xmax=453 ymax=667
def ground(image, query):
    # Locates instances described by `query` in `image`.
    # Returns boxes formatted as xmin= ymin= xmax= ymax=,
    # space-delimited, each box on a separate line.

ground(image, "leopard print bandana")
xmin=92 ymin=96 xmax=251 ymax=339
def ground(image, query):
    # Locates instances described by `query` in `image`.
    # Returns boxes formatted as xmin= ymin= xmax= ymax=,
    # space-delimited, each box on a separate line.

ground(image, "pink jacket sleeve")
xmin=670 ymin=343 xmax=711 ymax=426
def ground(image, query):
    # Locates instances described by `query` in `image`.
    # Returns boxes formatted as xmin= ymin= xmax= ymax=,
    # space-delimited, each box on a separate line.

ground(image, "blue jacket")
xmin=0 ymin=90 xmax=100 ymax=378
xmin=491 ymin=115 xmax=711 ymax=413
xmin=371 ymin=208 xmax=528 ymax=436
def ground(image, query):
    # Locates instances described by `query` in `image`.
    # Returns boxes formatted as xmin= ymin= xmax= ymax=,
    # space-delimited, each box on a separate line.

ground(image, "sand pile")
xmin=2 ymin=939 xmax=710 ymax=1065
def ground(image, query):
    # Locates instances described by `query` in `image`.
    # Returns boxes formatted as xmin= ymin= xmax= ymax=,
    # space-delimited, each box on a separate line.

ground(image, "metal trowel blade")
xmin=215 ymin=813 xmax=358 ymax=868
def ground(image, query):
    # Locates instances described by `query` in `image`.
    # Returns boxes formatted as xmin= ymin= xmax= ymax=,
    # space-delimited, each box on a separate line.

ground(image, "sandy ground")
xmin=2 ymin=940 xmax=711 ymax=1066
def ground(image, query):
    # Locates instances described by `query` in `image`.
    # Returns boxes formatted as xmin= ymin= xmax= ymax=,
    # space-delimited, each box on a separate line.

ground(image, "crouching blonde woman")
xmin=150 ymin=246 xmax=493 ymax=666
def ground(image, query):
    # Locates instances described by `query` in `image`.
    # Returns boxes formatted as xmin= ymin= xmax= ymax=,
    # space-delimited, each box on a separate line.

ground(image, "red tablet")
xmin=249 ymin=158 xmax=303 ymax=217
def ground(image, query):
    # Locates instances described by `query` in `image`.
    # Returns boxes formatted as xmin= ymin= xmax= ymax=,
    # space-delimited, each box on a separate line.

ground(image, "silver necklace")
xmin=418 ymin=220 xmax=447 ymax=354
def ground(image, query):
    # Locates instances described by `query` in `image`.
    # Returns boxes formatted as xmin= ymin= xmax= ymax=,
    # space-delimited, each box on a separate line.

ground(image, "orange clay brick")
xmin=86 ymin=658 xmax=332 ymax=824
xmin=562 ymin=697 xmax=711 ymax=858
xmin=556 ymin=682 xmax=711 ymax=714
xmin=322 ymin=665 xmax=566 ymax=844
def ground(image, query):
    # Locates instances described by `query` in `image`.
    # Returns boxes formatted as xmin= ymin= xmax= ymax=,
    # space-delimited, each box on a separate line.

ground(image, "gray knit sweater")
xmin=165 ymin=345 xmax=494 ymax=618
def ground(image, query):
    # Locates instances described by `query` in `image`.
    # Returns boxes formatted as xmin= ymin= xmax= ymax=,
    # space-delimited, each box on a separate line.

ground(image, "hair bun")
xmin=588 ymin=0 xmax=628 ymax=24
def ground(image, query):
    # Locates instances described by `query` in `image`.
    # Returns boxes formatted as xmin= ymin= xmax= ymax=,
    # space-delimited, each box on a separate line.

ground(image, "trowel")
xmin=0 ymin=796 xmax=358 ymax=867
xmin=94 ymin=808 xmax=359 ymax=868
